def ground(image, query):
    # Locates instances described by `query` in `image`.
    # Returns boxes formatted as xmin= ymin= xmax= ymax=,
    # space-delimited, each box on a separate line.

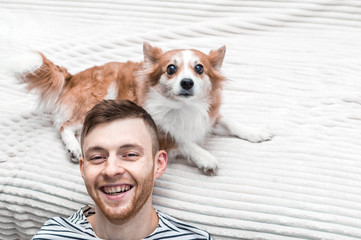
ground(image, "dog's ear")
xmin=143 ymin=42 xmax=163 ymax=64
xmin=208 ymin=46 xmax=226 ymax=71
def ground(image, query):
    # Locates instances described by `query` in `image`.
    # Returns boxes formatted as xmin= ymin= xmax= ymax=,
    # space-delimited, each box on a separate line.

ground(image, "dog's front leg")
xmin=212 ymin=117 xmax=273 ymax=143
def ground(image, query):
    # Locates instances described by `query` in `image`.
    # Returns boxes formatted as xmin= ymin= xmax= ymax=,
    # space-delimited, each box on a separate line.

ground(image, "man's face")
xmin=80 ymin=118 xmax=156 ymax=224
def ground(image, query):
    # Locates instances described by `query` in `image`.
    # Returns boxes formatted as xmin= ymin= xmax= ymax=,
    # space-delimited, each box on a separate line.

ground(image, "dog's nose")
xmin=180 ymin=78 xmax=194 ymax=90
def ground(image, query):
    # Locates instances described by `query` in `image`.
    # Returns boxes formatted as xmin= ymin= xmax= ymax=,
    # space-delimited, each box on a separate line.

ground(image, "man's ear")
xmin=154 ymin=150 xmax=167 ymax=179
xmin=208 ymin=45 xmax=226 ymax=71
xmin=79 ymin=157 xmax=85 ymax=180
xmin=143 ymin=42 xmax=163 ymax=64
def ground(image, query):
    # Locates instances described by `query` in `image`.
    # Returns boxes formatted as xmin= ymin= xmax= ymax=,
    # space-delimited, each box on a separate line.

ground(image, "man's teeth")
xmin=103 ymin=185 xmax=131 ymax=195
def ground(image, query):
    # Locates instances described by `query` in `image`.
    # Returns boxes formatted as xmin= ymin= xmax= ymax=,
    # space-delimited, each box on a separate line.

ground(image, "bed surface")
xmin=1 ymin=1 xmax=361 ymax=239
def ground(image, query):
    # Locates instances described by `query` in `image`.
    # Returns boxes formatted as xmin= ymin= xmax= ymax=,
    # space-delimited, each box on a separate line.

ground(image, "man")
xmin=32 ymin=99 xmax=212 ymax=240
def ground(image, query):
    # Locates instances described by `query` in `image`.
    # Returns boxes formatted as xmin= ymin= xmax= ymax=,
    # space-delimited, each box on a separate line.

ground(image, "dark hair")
xmin=80 ymin=99 xmax=159 ymax=156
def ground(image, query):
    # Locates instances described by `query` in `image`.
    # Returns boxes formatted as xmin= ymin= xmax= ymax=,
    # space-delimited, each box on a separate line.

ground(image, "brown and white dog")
xmin=17 ymin=42 xmax=272 ymax=173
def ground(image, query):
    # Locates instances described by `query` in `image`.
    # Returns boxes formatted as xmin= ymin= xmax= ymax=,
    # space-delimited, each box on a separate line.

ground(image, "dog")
xmin=17 ymin=42 xmax=272 ymax=173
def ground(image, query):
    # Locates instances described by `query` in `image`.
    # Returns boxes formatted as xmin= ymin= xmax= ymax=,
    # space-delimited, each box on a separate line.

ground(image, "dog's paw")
xmin=240 ymin=128 xmax=274 ymax=143
xmin=214 ymin=118 xmax=273 ymax=144
xmin=190 ymin=148 xmax=219 ymax=174
xmin=169 ymin=148 xmax=219 ymax=174
xmin=67 ymin=146 xmax=81 ymax=163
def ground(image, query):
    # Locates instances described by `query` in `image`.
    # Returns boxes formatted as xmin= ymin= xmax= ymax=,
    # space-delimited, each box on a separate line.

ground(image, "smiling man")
xmin=32 ymin=99 xmax=212 ymax=240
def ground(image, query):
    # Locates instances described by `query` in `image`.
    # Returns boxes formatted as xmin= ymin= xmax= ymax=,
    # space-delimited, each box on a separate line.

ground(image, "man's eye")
xmin=127 ymin=153 xmax=139 ymax=157
xmin=90 ymin=155 xmax=106 ymax=161
xmin=123 ymin=153 xmax=140 ymax=160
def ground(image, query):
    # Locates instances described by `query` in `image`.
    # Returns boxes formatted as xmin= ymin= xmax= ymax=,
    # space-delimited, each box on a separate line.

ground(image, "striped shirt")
xmin=32 ymin=205 xmax=213 ymax=240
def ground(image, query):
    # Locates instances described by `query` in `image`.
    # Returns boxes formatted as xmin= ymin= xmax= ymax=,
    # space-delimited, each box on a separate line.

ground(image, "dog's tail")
xmin=16 ymin=52 xmax=72 ymax=112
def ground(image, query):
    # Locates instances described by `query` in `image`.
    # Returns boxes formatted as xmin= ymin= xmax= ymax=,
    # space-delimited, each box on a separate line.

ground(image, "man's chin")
xmin=99 ymin=204 xmax=135 ymax=225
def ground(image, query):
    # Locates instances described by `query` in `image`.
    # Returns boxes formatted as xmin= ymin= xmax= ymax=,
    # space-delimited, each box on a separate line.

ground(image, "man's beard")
xmin=88 ymin=164 xmax=155 ymax=225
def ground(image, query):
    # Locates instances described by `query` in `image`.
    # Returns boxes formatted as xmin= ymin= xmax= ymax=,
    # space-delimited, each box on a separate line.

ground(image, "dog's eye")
xmin=167 ymin=64 xmax=177 ymax=75
xmin=194 ymin=64 xmax=204 ymax=74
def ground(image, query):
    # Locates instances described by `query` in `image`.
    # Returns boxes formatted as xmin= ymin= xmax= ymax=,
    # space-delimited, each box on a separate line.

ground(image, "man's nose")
xmin=101 ymin=155 xmax=125 ymax=177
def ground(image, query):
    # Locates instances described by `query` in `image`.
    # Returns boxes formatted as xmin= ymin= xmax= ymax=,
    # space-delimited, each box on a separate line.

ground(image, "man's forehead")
xmin=90 ymin=118 xmax=145 ymax=132
xmin=83 ymin=118 xmax=150 ymax=146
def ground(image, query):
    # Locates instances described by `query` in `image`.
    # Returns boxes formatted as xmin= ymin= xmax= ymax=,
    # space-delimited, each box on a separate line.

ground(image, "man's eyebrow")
xmin=85 ymin=144 xmax=144 ymax=153
xmin=84 ymin=146 xmax=106 ymax=154
xmin=119 ymin=144 xmax=144 ymax=152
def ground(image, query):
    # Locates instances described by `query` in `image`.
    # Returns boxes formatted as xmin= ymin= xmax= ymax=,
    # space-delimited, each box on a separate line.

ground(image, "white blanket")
xmin=1 ymin=1 xmax=361 ymax=239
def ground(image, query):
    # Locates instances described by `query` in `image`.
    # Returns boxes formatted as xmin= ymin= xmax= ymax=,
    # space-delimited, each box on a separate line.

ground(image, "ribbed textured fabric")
xmin=1 ymin=1 xmax=361 ymax=239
